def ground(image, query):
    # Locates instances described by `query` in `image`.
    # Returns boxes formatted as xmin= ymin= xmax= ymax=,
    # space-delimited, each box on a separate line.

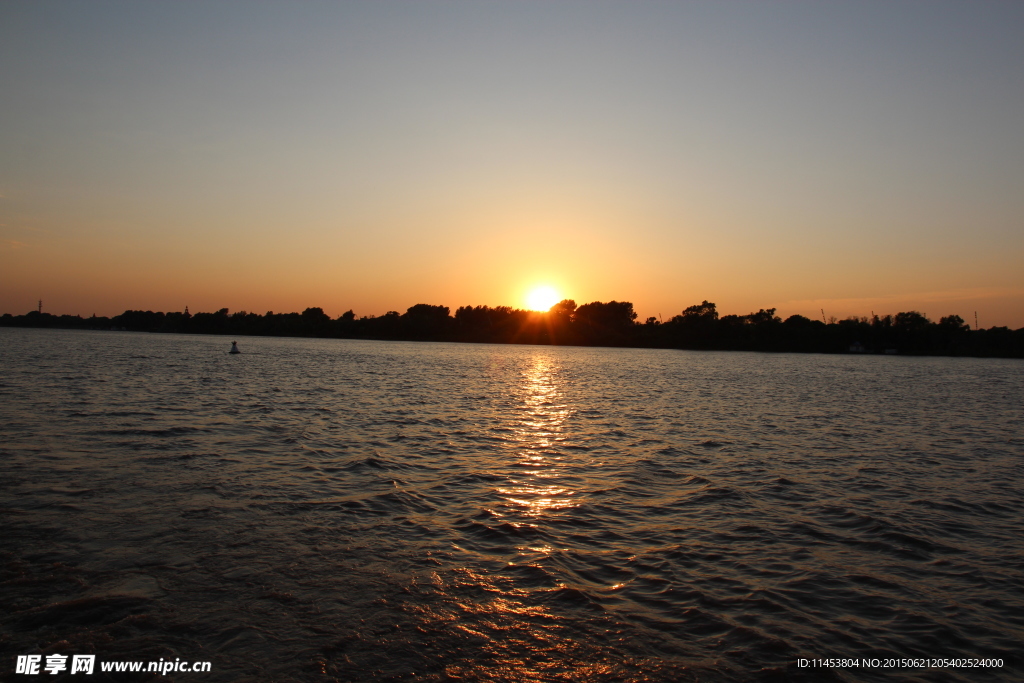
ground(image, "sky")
xmin=2 ymin=1 xmax=1023 ymax=327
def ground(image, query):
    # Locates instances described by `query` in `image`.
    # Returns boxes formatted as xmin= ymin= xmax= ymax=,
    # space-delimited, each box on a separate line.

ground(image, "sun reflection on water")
xmin=498 ymin=355 xmax=578 ymax=518
xmin=430 ymin=354 xmax=601 ymax=678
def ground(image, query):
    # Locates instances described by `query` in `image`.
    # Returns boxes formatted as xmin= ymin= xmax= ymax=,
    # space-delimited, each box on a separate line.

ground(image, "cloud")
xmin=1 ymin=239 xmax=29 ymax=250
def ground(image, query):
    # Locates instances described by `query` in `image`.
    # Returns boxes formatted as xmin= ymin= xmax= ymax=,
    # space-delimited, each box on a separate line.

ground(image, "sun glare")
xmin=526 ymin=286 xmax=561 ymax=312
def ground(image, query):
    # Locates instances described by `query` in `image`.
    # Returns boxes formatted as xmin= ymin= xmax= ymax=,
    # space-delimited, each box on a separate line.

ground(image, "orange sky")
xmin=2 ymin=3 xmax=1022 ymax=327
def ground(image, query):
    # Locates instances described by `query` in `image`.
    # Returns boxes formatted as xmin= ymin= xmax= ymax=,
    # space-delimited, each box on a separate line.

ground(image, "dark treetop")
xmin=3 ymin=300 xmax=1021 ymax=358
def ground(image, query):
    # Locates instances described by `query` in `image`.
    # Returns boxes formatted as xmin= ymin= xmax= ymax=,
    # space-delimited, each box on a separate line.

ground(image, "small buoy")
xmin=229 ymin=341 xmax=241 ymax=354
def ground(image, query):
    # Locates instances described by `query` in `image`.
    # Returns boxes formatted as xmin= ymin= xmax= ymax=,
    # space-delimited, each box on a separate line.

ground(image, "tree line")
xmin=2 ymin=300 xmax=1022 ymax=358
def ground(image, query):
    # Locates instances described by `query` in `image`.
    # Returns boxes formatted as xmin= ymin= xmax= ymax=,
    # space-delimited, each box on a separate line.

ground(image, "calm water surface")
xmin=1 ymin=328 xmax=1022 ymax=682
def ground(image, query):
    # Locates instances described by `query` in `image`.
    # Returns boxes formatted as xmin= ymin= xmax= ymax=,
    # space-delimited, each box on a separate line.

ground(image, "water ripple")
xmin=1 ymin=329 xmax=1022 ymax=681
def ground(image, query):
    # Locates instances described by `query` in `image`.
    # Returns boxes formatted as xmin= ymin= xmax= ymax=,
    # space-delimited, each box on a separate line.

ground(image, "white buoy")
xmin=229 ymin=341 xmax=241 ymax=354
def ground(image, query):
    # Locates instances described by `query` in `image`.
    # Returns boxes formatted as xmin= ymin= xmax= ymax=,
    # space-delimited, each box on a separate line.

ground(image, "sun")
xmin=526 ymin=285 xmax=561 ymax=312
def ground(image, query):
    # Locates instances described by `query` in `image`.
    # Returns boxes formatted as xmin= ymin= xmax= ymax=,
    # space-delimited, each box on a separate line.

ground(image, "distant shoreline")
xmin=4 ymin=300 xmax=1022 ymax=359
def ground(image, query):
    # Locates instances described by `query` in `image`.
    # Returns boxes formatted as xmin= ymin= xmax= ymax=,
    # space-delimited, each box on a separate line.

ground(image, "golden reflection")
xmin=500 ymin=354 xmax=577 ymax=517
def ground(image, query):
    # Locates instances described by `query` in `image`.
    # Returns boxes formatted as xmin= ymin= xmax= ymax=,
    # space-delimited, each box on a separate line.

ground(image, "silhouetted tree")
xmin=402 ymin=304 xmax=452 ymax=340
xmin=938 ymin=314 xmax=968 ymax=332
xmin=572 ymin=301 xmax=637 ymax=345
xmin=667 ymin=300 xmax=719 ymax=349
xmin=3 ymin=301 xmax=1021 ymax=358
xmin=550 ymin=299 xmax=576 ymax=318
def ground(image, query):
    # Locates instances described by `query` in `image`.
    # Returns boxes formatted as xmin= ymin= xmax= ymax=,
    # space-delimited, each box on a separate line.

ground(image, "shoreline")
xmin=3 ymin=322 xmax=1022 ymax=360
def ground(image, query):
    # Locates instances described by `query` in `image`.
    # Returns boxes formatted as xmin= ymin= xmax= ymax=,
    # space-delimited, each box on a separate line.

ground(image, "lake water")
xmin=1 ymin=328 xmax=1022 ymax=682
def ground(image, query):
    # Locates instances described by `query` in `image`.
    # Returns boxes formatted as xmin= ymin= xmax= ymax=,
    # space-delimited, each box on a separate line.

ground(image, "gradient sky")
xmin=2 ymin=1 xmax=1023 ymax=327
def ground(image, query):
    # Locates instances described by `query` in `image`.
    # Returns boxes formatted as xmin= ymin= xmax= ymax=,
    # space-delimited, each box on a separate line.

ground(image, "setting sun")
xmin=525 ymin=286 xmax=561 ymax=311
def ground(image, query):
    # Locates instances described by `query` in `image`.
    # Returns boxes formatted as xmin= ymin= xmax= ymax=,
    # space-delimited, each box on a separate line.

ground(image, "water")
xmin=1 ymin=328 xmax=1021 ymax=682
